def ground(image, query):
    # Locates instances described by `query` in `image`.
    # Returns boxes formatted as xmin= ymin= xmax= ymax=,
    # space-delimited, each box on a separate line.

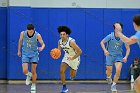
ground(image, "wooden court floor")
xmin=0 ymin=83 xmax=136 ymax=93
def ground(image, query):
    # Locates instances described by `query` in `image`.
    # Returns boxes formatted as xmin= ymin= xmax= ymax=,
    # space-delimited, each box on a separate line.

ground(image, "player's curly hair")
xmin=57 ymin=26 xmax=71 ymax=35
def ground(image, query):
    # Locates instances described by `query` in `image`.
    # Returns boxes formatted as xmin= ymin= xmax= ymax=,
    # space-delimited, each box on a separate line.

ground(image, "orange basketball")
xmin=50 ymin=48 xmax=61 ymax=59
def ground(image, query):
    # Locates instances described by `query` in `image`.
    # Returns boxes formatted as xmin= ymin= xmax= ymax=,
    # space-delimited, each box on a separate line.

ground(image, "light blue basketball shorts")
xmin=106 ymin=54 xmax=123 ymax=66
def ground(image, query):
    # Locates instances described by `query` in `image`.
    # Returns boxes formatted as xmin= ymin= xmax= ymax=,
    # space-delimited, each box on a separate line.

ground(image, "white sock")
xmin=131 ymin=75 xmax=134 ymax=80
xmin=107 ymin=75 xmax=112 ymax=78
xmin=112 ymin=82 xmax=116 ymax=86
xmin=26 ymin=72 xmax=32 ymax=76
xmin=32 ymin=83 xmax=36 ymax=86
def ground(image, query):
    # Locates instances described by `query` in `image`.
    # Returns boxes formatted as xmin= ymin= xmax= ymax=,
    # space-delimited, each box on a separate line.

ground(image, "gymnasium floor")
xmin=0 ymin=82 xmax=136 ymax=93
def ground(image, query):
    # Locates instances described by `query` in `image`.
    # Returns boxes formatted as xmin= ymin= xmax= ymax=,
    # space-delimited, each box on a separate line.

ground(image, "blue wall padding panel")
xmin=4 ymin=7 xmax=140 ymax=80
xmin=67 ymin=9 xmax=86 ymax=79
xmin=0 ymin=7 xmax=7 ymax=79
xmin=85 ymin=9 xmax=104 ymax=79
xmin=7 ymin=7 xmax=31 ymax=79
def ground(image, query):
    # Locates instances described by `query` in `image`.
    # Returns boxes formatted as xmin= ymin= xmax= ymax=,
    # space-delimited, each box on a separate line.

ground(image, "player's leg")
xmin=70 ymin=69 xmax=76 ymax=80
xmin=69 ymin=59 xmax=80 ymax=80
xmin=60 ymin=62 xmax=69 ymax=84
xmin=31 ymin=63 xmax=37 ymax=91
xmin=22 ymin=55 xmax=32 ymax=85
xmin=30 ymin=55 xmax=38 ymax=91
xmin=130 ymin=68 xmax=135 ymax=90
xmin=111 ymin=61 xmax=122 ymax=92
xmin=134 ymin=76 xmax=140 ymax=93
xmin=114 ymin=62 xmax=122 ymax=83
xmin=22 ymin=63 xmax=29 ymax=75
xmin=60 ymin=62 xmax=69 ymax=92
xmin=106 ymin=55 xmax=113 ymax=84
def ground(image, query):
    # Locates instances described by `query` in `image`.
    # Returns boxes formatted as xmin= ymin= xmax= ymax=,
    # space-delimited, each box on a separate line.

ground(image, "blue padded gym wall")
xmin=0 ymin=7 xmax=7 ymax=79
xmin=6 ymin=7 xmax=140 ymax=80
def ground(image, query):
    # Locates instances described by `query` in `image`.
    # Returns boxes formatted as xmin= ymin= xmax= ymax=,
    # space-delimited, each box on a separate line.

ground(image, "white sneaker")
xmin=26 ymin=73 xmax=32 ymax=85
xmin=106 ymin=77 xmax=112 ymax=84
xmin=31 ymin=84 xmax=36 ymax=91
xmin=111 ymin=84 xmax=117 ymax=92
xmin=31 ymin=91 xmax=36 ymax=93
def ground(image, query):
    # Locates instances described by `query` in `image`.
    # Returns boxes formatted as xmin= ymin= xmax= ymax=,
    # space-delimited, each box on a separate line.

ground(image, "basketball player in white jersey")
xmin=57 ymin=26 xmax=82 ymax=93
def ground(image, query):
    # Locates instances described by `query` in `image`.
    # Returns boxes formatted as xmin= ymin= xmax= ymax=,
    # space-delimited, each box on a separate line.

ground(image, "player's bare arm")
xmin=122 ymin=45 xmax=130 ymax=63
xmin=37 ymin=34 xmax=45 ymax=52
xmin=17 ymin=31 xmax=24 ymax=57
xmin=100 ymin=40 xmax=109 ymax=56
xmin=69 ymin=41 xmax=82 ymax=60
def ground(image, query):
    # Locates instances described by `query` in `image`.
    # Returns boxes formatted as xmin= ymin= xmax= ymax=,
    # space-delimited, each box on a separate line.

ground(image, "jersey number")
xmin=64 ymin=50 xmax=69 ymax=54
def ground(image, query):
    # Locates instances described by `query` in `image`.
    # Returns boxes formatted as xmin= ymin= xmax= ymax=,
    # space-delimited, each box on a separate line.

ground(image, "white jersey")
xmin=59 ymin=37 xmax=80 ymax=70
xmin=59 ymin=37 xmax=76 ymax=57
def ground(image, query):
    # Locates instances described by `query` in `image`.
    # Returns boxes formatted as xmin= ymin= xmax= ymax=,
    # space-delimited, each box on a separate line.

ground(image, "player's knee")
xmin=106 ymin=67 xmax=112 ymax=73
xmin=116 ymin=68 xmax=121 ymax=72
xmin=31 ymin=67 xmax=36 ymax=74
xmin=115 ymin=72 xmax=120 ymax=78
xmin=32 ymin=70 xmax=36 ymax=75
xmin=116 ymin=69 xmax=121 ymax=76
xmin=70 ymin=73 xmax=76 ymax=77
xmin=70 ymin=73 xmax=73 ymax=76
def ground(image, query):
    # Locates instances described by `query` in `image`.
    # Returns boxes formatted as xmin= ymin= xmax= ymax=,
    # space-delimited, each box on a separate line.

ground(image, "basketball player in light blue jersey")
xmin=115 ymin=14 xmax=140 ymax=93
xmin=17 ymin=24 xmax=45 ymax=91
xmin=100 ymin=22 xmax=130 ymax=92
xmin=57 ymin=26 xmax=82 ymax=93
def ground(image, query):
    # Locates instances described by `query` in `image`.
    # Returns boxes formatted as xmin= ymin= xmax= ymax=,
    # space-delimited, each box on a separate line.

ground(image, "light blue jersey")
xmin=104 ymin=32 xmax=125 ymax=66
xmin=133 ymin=31 xmax=140 ymax=47
xmin=22 ymin=31 xmax=39 ymax=57
xmin=103 ymin=32 xmax=124 ymax=56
